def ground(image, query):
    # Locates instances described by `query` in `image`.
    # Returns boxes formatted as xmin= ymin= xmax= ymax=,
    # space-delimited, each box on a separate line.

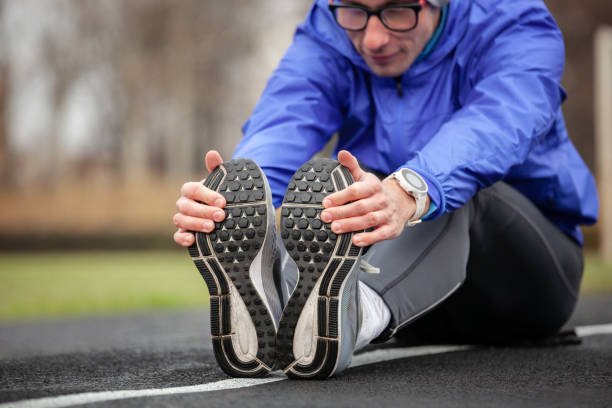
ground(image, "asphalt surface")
xmin=1 ymin=295 xmax=611 ymax=407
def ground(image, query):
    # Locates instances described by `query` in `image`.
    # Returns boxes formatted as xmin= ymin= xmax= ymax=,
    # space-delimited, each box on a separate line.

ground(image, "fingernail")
xmin=332 ymin=221 xmax=342 ymax=233
xmin=184 ymin=236 xmax=192 ymax=245
xmin=354 ymin=236 xmax=363 ymax=246
xmin=213 ymin=211 xmax=225 ymax=222
xmin=214 ymin=198 xmax=225 ymax=207
xmin=323 ymin=198 xmax=332 ymax=208
xmin=321 ymin=211 xmax=332 ymax=223
xmin=203 ymin=220 xmax=213 ymax=231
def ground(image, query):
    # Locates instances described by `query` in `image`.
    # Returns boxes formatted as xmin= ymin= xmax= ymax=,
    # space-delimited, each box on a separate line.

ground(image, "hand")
xmin=173 ymin=150 xmax=227 ymax=247
xmin=320 ymin=150 xmax=429 ymax=247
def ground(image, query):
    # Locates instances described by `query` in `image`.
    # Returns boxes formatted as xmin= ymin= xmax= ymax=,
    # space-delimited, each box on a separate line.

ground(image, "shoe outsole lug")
xmin=317 ymin=297 xmax=327 ymax=337
xmin=278 ymin=158 xmax=362 ymax=379
xmin=188 ymin=244 xmax=200 ymax=258
xmin=187 ymin=158 xmax=275 ymax=378
xmin=194 ymin=260 xmax=218 ymax=296
xmin=329 ymin=259 xmax=355 ymax=297
xmin=318 ymin=259 xmax=340 ymax=296
xmin=210 ymin=297 xmax=220 ymax=336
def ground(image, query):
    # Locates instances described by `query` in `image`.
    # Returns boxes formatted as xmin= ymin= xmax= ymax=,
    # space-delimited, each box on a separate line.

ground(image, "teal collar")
xmin=415 ymin=5 xmax=448 ymax=63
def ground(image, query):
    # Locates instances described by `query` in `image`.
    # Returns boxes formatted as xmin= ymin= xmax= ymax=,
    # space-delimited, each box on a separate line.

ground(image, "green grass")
xmin=581 ymin=252 xmax=612 ymax=293
xmin=0 ymin=250 xmax=610 ymax=322
xmin=0 ymin=250 xmax=209 ymax=321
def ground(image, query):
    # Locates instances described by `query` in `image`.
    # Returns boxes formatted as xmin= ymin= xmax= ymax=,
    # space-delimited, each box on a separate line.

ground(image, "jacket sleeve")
xmin=234 ymin=26 xmax=349 ymax=207
xmin=403 ymin=4 xmax=567 ymax=218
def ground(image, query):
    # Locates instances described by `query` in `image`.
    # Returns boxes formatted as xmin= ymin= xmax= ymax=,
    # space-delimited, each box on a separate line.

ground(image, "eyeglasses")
xmin=328 ymin=1 xmax=425 ymax=33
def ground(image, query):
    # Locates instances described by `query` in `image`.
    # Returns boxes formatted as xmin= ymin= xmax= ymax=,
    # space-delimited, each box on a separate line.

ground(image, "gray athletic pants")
xmin=360 ymin=182 xmax=584 ymax=344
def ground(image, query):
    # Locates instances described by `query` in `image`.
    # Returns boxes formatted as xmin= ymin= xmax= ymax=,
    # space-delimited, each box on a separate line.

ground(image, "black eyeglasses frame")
xmin=328 ymin=2 xmax=424 ymax=33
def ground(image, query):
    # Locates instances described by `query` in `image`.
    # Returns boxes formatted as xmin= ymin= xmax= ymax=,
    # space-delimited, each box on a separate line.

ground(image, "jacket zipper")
xmin=394 ymin=76 xmax=403 ymax=98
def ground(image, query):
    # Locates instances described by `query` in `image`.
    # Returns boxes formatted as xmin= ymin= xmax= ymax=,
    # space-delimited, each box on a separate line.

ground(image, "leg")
xmin=361 ymin=182 xmax=583 ymax=344
xmin=359 ymin=203 xmax=471 ymax=339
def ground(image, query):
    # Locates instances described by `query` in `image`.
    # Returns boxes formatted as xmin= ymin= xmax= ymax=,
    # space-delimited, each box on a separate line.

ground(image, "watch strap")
xmin=385 ymin=169 xmax=429 ymax=227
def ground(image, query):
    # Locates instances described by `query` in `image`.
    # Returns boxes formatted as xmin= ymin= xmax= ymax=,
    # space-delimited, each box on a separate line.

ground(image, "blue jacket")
xmin=234 ymin=0 xmax=599 ymax=244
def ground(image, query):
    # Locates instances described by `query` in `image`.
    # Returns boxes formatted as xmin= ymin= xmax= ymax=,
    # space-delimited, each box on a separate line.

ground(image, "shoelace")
xmin=359 ymin=259 xmax=380 ymax=275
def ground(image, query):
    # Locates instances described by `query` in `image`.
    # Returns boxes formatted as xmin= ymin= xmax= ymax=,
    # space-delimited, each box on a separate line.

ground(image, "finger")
xmin=175 ymin=197 xmax=226 ymax=222
xmin=205 ymin=150 xmax=224 ymax=173
xmin=337 ymin=150 xmax=367 ymax=182
xmin=173 ymin=213 xmax=215 ymax=233
xmin=321 ymin=194 xmax=385 ymax=223
xmin=174 ymin=229 xmax=195 ymax=247
xmin=180 ymin=181 xmax=226 ymax=207
xmin=330 ymin=210 xmax=387 ymax=234
xmin=323 ymin=175 xmax=382 ymax=208
xmin=352 ymin=224 xmax=398 ymax=247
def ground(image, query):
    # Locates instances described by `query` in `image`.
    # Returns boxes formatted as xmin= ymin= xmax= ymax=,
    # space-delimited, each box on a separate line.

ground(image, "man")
xmin=173 ymin=0 xmax=599 ymax=379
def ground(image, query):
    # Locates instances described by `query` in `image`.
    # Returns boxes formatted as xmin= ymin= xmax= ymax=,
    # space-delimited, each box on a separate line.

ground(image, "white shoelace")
xmin=359 ymin=259 xmax=381 ymax=275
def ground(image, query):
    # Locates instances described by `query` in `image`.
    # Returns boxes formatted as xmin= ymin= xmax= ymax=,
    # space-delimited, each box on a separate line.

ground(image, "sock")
xmin=355 ymin=281 xmax=391 ymax=352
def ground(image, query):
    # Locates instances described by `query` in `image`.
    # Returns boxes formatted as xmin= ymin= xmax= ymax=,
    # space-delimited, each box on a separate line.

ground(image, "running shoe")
xmin=187 ymin=158 xmax=283 ymax=377
xmin=277 ymin=158 xmax=363 ymax=379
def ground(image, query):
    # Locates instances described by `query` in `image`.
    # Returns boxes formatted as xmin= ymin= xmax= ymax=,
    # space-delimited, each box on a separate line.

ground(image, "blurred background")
xmin=0 ymin=0 xmax=610 ymax=322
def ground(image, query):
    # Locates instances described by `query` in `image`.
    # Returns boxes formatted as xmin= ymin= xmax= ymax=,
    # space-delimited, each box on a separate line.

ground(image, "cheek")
xmin=347 ymin=32 xmax=364 ymax=52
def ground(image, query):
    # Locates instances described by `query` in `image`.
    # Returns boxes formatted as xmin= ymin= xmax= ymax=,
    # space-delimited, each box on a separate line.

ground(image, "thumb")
xmin=205 ymin=150 xmax=224 ymax=174
xmin=337 ymin=150 xmax=366 ymax=182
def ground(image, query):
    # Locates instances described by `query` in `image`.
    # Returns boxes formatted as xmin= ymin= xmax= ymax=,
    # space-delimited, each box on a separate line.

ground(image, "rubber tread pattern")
xmin=222 ymin=338 xmax=260 ymax=371
xmin=292 ymin=339 xmax=338 ymax=379
xmin=187 ymin=158 xmax=275 ymax=378
xmin=348 ymin=244 xmax=361 ymax=257
xmin=221 ymin=295 xmax=231 ymax=336
xmin=194 ymin=260 xmax=218 ymax=296
xmin=210 ymin=298 xmax=220 ymax=336
xmin=318 ymin=259 xmax=341 ymax=296
xmin=293 ymin=339 xmax=327 ymax=374
xmin=212 ymin=339 xmax=269 ymax=378
xmin=197 ymin=233 xmax=211 ymax=257
xmin=341 ymin=166 xmax=353 ymax=186
xmin=329 ymin=299 xmax=339 ymax=338
xmin=317 ymin=297 xmax=327 ymax=337
xmin=209 ymin=259 xmax=229 ymax=295
xmin=278 ymin=158 xmax=363 ymax=379
xmin=188 ymin=244 xmax=200 ymax=258
xmin=333 ymin=172 xmax=345 ymax=191
xmin=337 ymin=234 xmax=351 ymax=257
xmin=329 ymin=259 xmax=355 ymax=297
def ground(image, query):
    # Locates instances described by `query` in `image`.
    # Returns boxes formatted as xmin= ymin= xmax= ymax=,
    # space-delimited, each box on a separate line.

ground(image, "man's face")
xmin=342 ymin=0 xmax=441 ymax=77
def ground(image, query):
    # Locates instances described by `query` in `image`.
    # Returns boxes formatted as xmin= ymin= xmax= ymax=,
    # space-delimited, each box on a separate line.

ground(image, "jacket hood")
xmin=303 ymin=0 xmax=470 ymax=79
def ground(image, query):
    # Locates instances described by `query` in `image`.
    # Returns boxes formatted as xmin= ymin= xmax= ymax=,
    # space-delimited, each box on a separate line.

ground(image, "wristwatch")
xmin=386 ymin=168 xmax=429 ymax=227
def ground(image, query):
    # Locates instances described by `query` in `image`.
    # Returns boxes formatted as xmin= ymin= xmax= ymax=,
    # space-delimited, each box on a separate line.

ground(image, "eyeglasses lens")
xmin=381 ymin=7 xmax=417 ymax=30
xmin=336 ymin=8 xmax=368 ymax=30
xmin=334 ymin=6 xmax=418 ymax=31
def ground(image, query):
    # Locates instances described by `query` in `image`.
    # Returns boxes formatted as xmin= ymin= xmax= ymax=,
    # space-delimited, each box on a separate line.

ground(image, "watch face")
xmin=401 ymin=169 xmax=427 ymax=192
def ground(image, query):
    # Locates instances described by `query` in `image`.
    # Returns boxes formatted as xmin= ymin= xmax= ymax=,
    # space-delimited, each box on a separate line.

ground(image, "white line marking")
xmin=351 ymin=345 xmax=473 ymax=368
xmin=575 ymin=323 xmax=612 ymax=337
xmin=0 ymin=377 xmax=285 ymax=408
xmin=2 ymin=323 xmax=610 ymax=408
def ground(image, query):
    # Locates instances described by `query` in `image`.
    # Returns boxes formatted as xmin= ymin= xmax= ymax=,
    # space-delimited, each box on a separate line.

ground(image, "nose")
xmin=362 ymin=15 xmax=390 ymax=52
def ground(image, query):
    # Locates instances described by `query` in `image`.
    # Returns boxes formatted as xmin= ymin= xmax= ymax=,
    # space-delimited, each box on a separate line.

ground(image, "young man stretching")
xmin=173 ymin=0 xmax=598 ymax=379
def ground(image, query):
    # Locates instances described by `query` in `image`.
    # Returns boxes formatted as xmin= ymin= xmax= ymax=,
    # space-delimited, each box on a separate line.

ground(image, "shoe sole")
xmin=188 ymin=159 xmax=276 ymax=377
xmin=277 ymin=158 xmax=363 ymax=379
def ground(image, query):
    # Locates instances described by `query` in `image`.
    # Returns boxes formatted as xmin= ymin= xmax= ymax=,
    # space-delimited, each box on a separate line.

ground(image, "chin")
xmin=365 ymin=57 xmax=414 ymax=78
xmin=368 ymin=64 xmax=408 ymax=78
